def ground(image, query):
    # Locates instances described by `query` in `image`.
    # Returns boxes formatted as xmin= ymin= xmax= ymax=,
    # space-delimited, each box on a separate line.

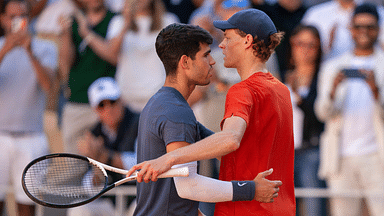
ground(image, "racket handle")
xmin=159 ymin=166 xmax=189 ymax=178
xmin=115 ymin=166 xmax=189 ymax=186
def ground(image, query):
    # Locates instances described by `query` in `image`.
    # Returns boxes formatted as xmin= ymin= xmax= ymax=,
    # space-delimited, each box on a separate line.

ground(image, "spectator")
xmin=0 ymin=0 xmax=57 ymax=215
xmin=302 ymin=0 xmax=384 ymax=60
xmin=34 ymin=0 xmax=81 ymax=37
xmin=162 ymin=0 xmax=203 ymax=23
xmin=68 ymin=77 xmax=139 ymax=216
xmin=59 ymin=0 xmax=123 ymax=154
xmin=108 ymin=0 xmax=179 ymax=113
xmin=252 ymin=0 xmax=307 ymax=82
xmin=315 ymin=3 xmax=384 ymax=216
xmin=285 ymin=24 xmax=327 ymax=216
xmin=31 ymin=0 xmax=83 ymax=155
xmin=301 ymin=0 xmax=358 ymax=60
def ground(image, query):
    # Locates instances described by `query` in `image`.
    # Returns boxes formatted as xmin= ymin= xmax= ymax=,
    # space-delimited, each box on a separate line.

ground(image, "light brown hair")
xmin=235 ymin=28 xmax=284 ymax=62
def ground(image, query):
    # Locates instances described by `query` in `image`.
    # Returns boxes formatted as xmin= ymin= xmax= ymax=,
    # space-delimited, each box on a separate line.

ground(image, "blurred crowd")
xmin=1 ymin=0 xmax=384 ymax=216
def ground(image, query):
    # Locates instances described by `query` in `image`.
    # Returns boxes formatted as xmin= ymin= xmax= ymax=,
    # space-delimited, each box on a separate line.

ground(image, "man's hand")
xmin=361 ymin=70 xmax=379 ymax=100
xmin=73 ymin=10 xmax=90 ymax=38
xmin=253 ymin=168 xmax=282 ymax=203
xmin=330 ymin=71 xmax=345 ymax=101
xmin=126 ymin=154 xmax=174 ymax=183
xmin=19 ymin=31 xmax=32 ymax=53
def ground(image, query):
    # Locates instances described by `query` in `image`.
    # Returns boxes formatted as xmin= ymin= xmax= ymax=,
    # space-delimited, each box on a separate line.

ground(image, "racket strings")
xmin=23 ymin=157 xmax=107 ymax=206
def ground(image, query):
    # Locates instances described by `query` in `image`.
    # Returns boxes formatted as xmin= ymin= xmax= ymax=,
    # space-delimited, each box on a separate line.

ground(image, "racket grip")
xmin=158 ymin=167 xmax=189 ymax=178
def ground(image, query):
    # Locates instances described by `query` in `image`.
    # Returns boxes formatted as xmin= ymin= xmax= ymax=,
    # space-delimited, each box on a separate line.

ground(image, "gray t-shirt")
xmin=0 ymin=37 xmax=57 ymax=132
xmin=134 ymin=86 xmax=213 ymax=216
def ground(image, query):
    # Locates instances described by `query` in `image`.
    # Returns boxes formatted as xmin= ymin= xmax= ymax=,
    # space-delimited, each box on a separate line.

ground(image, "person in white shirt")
xmin=108 ymin=0 xmax=179 ymax=113
xmin=302 ymin=0 xmax=384 ymax=61
xmin=0 ymin=1 xmax=57 ymax=215
xmin=302 ymin=0 xmax=359 ymax=60
xmin=315 ymin=3 xmax=384 ymax=216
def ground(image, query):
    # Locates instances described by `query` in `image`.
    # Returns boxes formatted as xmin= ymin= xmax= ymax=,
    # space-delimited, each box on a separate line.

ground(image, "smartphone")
xmin=342 ymin=69 xmax=365 ymax=79
xmin=11 ymin=17 xmax=27 ymax=33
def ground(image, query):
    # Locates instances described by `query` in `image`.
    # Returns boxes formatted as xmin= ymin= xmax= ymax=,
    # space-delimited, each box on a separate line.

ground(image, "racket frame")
xmin=22 ymin=153 xmax=189 ymax=208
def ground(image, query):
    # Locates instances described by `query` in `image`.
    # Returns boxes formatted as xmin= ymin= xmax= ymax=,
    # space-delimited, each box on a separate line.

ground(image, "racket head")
xmin=22 ymin=153 xmax=109 ymax=208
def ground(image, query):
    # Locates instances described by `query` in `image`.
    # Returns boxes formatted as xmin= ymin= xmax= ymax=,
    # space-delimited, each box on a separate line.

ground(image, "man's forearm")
xmin=84 ymin=30 xmax=124 ymax=66
xmin=166 ymin=130 xmax=239 ymax=167
xmin=58 ymin=31 xmax=74 ymax=82
xmin=29 ymin=53 xmax=52 ymax=92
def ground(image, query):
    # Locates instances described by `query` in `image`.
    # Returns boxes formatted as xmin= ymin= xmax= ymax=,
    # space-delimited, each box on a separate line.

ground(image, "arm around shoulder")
xmin=169 ymin=115 xmax=246 ymax=166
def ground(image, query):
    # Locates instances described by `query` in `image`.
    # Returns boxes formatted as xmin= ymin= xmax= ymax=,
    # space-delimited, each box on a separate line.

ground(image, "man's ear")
xmin=244 ymin=34 xmax=254 ymax=48
xmin=179 ymin=55 xmax=190 ymax=70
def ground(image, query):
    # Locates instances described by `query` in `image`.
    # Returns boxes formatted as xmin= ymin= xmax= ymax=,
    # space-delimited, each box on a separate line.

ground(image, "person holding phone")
xmin=315 ymin=3 xmax=384 ymax=216
xmin=0 ymin=0 xmax=57 ymax=215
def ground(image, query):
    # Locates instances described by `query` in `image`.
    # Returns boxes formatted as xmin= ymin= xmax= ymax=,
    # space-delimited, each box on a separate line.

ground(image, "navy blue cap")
xmin=213 ymin=8 xmax=277 ymax=43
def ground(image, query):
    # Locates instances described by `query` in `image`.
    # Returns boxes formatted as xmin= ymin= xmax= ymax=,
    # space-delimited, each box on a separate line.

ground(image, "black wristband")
xmin=231 ymin=181 xmax=255 ymax=201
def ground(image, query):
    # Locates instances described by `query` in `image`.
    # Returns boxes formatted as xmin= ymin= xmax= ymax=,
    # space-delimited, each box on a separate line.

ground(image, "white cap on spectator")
xmin=88 ymin=77 xmax=121 ymax=108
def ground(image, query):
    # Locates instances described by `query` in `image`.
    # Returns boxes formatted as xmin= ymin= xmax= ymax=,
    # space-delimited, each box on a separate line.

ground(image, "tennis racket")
xmin=22 ymin=153 xmax=189 ymax=208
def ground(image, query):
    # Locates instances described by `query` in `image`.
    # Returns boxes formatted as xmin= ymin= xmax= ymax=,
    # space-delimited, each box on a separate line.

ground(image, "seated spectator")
xmin=68 ymin=77 xmax=139 ymax=216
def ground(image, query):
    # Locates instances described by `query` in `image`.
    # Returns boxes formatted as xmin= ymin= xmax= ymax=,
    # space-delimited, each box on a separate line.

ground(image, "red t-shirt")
xmin=214 ymin=72 xmax=295 ymax=216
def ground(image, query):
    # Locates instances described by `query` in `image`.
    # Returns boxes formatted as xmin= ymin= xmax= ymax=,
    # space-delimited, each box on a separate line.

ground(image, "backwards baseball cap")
xmin=213 ymin=8 xmax=277 ymax=43
xmin=88 ymin=77 xmax=121 ymax=108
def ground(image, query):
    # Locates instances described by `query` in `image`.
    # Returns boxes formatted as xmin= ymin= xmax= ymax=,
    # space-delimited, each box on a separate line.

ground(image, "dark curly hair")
xmin=235 ymin=29 xmax=284 ymax=62
xmin=156 ymin=23 xmax=213 ymax=76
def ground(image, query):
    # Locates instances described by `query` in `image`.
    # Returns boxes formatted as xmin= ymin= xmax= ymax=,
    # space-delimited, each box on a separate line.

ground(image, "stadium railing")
xmin=0 ymin=186 xmax=381 ymax=216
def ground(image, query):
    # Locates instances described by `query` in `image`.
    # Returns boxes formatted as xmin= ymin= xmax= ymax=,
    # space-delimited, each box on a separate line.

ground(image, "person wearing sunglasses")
xmin=68 ymin=77 xmax=140 ymax=216
xmin=315 ymin=3 xmax=384 ymax=216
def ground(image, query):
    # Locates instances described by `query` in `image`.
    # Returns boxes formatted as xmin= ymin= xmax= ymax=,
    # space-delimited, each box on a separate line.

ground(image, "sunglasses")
xmin=98 ymin=100 xmax=118 ymax=109
xmin=352 ymin=24 xmax=378 ymax=31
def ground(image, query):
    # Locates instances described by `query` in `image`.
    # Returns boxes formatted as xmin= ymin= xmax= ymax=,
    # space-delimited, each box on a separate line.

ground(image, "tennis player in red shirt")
xmin=211 ymin=9 xmax=295 ymax=216
xmin=127 ymin=9 xmax=295 ymax=215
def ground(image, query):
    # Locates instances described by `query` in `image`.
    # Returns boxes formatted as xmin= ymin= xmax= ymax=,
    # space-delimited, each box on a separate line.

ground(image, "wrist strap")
xmin=231 ymin=181 xmax=255 ymax=201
